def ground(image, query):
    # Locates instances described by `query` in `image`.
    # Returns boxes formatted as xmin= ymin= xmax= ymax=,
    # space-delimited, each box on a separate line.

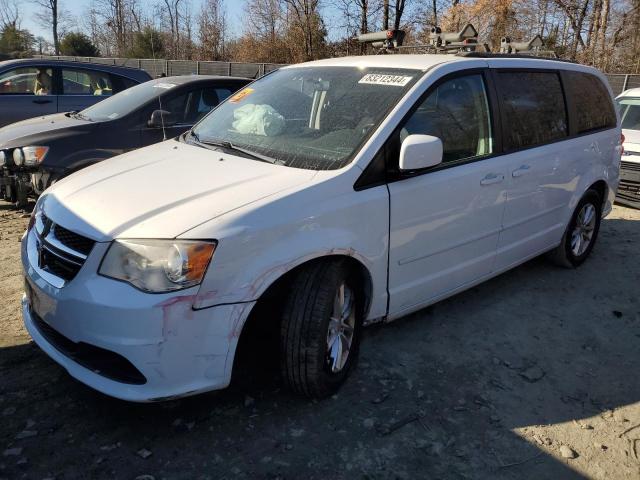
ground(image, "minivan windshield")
xmin=79 ymin=79 xmax=177 ymax=121
xmin=190 ymin=66 xmax=420 ymax=170
xmin=618 ymin=98 xmax=640 ymax=130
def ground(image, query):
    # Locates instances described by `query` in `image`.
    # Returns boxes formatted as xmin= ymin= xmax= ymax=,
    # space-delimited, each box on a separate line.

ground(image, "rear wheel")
xmin=550 ymin=189 xmax=602 ymax=268
xmin=280 ymin=260 xmax=363 ymax=398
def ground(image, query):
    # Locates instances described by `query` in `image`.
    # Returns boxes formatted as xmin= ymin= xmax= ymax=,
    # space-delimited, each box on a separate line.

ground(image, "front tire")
xmin=551 ymin=189 xmax=602 ymax=268
xmin=280 ymin=260 xmax=363 ymax=398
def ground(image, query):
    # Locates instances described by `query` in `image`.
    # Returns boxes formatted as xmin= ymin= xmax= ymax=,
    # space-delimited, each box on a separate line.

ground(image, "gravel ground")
xmin=0 ymin=200 xmax=639 ymax=480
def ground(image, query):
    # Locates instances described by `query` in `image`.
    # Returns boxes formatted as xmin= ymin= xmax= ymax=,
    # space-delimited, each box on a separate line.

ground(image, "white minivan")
xmin=21 ymin=54 xmax=621 ymax=402
xmin=615 ymin=88 xmax=640 ymax=208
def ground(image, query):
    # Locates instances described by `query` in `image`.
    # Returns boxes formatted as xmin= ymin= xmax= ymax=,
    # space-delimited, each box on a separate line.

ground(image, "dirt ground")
xmin=0 ymin=200 xmax=639 ymax=480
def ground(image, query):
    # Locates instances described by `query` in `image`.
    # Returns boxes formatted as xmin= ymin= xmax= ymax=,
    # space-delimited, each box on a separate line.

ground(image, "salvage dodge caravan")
xmin=21 ymin=54 xmax=621 ymax=401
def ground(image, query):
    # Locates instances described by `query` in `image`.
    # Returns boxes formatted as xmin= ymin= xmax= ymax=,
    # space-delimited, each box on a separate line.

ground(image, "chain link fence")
xmin=605 ymin=74 xmax=640 ymax=96
xmin=33 ymin=56 xmax=640 ymax=96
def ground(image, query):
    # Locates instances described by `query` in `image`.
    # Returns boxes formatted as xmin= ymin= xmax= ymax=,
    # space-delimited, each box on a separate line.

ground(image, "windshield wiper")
xmin=70 ymin=111 xmax=91 ymax=121
xmin=196 ymin=136 xmax=277 ymax=164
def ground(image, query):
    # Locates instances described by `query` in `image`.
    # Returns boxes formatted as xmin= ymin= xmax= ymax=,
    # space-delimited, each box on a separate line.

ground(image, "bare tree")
xmin=85 ymin=0 xmax=144 ymax=56
xmin=333 ymin=0 xmax=382 ymax=53
xmin=161 ymin=0 xmax=183 ymax=58
xmin=0 ymin=0 xmax=20 ymax=29
xmin=32 ymin=0 xmax=60 ymax=54
xmin=247 ymin=0 xmax=285 ymax=46
xmin=392 ymin=0 xmax=406 ymax=30
xmin=198 ymin=0 xmax=227 ymax=60
xmin=283 ymin=0 xmax=323 ymax=60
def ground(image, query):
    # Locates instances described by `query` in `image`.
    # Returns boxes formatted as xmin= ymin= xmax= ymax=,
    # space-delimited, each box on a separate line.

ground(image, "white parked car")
xmin=615 ymin=88 xmax=640 ymax=209
xmin=21 ymin=54 xmax=621 ymax=402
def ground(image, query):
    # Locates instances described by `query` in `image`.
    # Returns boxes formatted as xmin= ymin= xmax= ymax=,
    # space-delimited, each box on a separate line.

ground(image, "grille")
xmin=621 ymin=161 xmax=640 ymax=172
xmin=40 ymin=246 xmax=82 ymax=280
xmin=52 ymin=224 xmax=94 ymax=256
xmin=35 ymin=215 xmax=95 ymax=284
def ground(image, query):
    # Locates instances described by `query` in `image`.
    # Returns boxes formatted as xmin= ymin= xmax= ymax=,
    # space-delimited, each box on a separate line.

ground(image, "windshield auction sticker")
xmin=358 ymin=74 xmax=413 ymax=86
xmin=229 ymin=88 xmax=255 ymax=103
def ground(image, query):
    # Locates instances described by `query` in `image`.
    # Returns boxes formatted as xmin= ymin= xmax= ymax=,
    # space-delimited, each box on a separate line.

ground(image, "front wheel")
xmin=550 ymin=189 xmax=602 ymax=268
xmin=280 ymin=260 xmax=363 ymax=398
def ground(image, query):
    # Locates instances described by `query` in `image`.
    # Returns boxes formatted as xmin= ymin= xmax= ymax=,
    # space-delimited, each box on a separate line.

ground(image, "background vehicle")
xmin=615 ymin=88 xmax=640 ymax=209
xmin=0 ymin=75 xmax=249 ymax=208
xmin=0 ymin=59 xmax=151 ymax=128
xmin=21 ymin=54 xmax=621 ymax=402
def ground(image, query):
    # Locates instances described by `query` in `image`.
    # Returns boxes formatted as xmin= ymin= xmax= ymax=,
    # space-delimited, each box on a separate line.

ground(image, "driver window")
xmin=401 ymin=74 xmax=493 ymax=163
xmin=142 ymin=91 xmax=190 ymax=128
xmin=0 ymin=67 xmax=53 ymax=95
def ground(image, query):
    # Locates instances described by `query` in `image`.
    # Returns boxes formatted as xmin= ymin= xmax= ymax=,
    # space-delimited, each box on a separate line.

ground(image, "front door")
xmin=140 ymin=87 xmax=223 ymax=144
xmin=387 ymin=72 xmax=510 ymax=317
xmin=0 ymin=66 xmax=57 ymax=126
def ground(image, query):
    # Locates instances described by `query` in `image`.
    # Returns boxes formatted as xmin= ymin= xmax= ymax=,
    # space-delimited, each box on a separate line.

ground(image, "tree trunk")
xmin=383 ymin=0 xmax=388 ymax=30
xmin=599 ymin=0 xmax=610 ymax=69
xmin=359 ymin=0 xmax=368 ymax=54
xmin=52 ymin=0 xmax=59 ymax=55
xmin=587 ymin=0 xmax=602 ymax=64
xmin=432 ymin=0 xmax=437 ymax=26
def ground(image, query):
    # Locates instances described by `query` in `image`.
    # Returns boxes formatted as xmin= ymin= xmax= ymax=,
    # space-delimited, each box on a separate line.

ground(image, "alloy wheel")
xmin=326 ymin=283 xmax=356 ymax=373
xmin=571 ymin=203 xmax=597 ymax=256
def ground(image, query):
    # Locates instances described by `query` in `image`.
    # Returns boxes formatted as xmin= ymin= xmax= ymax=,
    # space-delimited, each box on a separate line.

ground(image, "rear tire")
xmin=550 ymin=189 xmax=602 ymax=268
xmin=280 ymin=260 xmax=363 ymax=398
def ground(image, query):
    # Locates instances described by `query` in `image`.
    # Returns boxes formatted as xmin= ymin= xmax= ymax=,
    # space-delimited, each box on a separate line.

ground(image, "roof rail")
xmin=456 ymin=52 xmax=575 ymax=63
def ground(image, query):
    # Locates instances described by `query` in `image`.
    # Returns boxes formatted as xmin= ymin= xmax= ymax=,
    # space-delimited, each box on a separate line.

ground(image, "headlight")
xmin=13 ymin=148 xmax=24 ymax=166
xmin=22 ymin=146 xmax=49 ymax=166
xmin=99 ymin=239 xmax=216 ymax=293
xmin=0 ymin=151 xmax=5 ymax=167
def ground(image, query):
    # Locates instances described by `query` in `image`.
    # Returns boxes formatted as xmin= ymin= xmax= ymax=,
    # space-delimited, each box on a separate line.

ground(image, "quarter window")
xmin=497 ymin=71 xmax=567 ymax=150
xmin=61 ymin=68 xmax=113 ymax=96
xmin=400 ymin=74 xmax=493 ymax=163
xmin=0 ymin=67 xmax=53 ymax=95
xmin=565 ymin=71 xmax=616 ymax=133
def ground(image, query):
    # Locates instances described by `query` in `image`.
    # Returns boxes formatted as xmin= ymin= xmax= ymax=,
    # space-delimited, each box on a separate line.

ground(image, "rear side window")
xmin=497 ymin=71 xmax=568 ymax=150
xmin=112 ymin=75 xmax=138 ymax=93
xmin=565 ymin=71 xmax=616 ymax=133
xmin=62 ymin=68 xmax=113 ymax=96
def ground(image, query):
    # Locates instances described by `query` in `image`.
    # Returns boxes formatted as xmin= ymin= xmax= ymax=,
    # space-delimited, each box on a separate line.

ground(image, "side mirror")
xmin=399 ymin=134 xmax=443 ymax=171
xmin=148 ymin=109 xmax=176 ymax=128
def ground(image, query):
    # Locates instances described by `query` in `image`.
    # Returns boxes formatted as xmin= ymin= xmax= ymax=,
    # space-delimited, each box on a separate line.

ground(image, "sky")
xmin=19 ymin=0 xmax=250 ymax=43
xmin=21 ymin=0 xmax=344 ymax=41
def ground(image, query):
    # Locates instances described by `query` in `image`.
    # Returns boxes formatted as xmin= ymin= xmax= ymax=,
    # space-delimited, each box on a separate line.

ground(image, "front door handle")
xmin=512 ymin=165 xmax=531 ymax=177
xmin=32 ymin=99 xmax=53 ymax=104
xmin=480 ymin=173 xmax=505 ymax=186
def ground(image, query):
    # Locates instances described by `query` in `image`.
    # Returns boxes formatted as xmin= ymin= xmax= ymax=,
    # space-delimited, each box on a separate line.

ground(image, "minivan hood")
xmin=0 ymin=113 xmax=90 ymax=148
xmin=41 ymin=140 xmax=317 ymax=241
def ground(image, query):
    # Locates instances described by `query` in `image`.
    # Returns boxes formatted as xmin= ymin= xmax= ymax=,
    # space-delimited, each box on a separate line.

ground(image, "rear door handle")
xmin=512 ymin=164 xmax=531 ymax=177
xmin=32 ymin=99 xmax=53 ymax=104
xmin=480 ymin=173 xmax=505 ymax=186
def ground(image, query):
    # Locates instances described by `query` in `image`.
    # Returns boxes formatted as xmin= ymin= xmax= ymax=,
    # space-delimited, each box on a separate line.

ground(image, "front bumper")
xmin=21 ymin=228 xmax=255 ymax=402
xmin=616 ymin=159 xmax=640 ymax=209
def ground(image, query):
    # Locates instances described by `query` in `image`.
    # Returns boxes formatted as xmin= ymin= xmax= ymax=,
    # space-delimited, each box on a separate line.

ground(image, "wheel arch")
xmin=587 ymin=179 xmax=608 ymax=209
xmin=229 ymin=254 xmax=375 ymax=386
xmin=252 ymin=254 xmax=374 ymax=322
